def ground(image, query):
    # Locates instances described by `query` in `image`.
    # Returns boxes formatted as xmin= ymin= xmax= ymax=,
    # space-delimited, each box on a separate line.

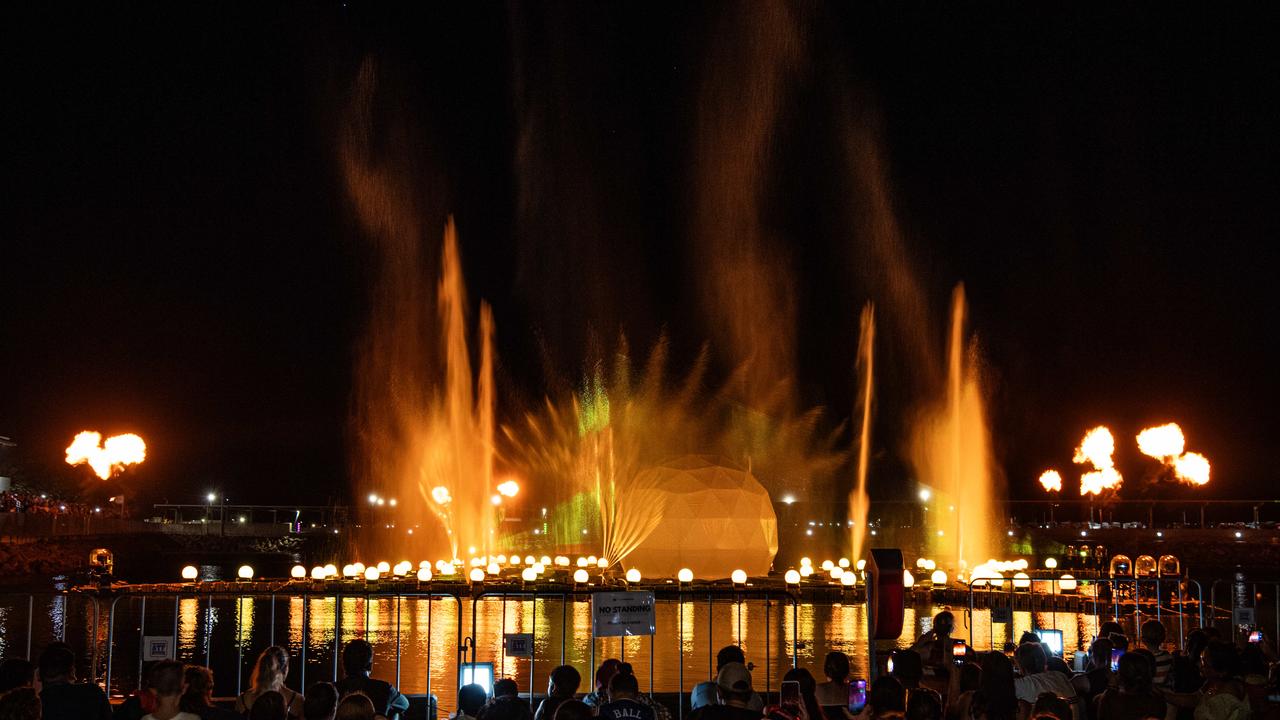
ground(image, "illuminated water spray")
xmin=849 ymin=303 xmax=874 ymax=563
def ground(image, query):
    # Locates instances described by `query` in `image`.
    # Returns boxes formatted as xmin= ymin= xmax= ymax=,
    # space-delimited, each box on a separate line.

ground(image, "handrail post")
xmin=395 ymin=594 xmax=402 ymax=690
xmin=137 ymin=595 xmax=147 ymax=692
xmin=26 ymin=595 xmax=34 ymax=661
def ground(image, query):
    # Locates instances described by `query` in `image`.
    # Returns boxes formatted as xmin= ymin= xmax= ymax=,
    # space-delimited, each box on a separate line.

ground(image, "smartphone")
xmin=848 ymin=678 xmax=868 ymax=713
xmin=1110 ymin=648 xmax=1123 ymax=672
xmin=952 ymin=640 xmax=968 ymax=664
xmin=1249 ymin=630 xmax=1263 ymax=644
xmin=1035 ymin=629 xmax=1064 ymax=657
xmin=886 ymin=655 xmax=895 ymax=674
xmin=782 ymin=680 xmax=801 ymax=711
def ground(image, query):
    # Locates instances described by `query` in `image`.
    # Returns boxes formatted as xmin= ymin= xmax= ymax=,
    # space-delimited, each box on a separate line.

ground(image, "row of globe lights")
xmin=180 ymin=559 xmax=757 ymax=585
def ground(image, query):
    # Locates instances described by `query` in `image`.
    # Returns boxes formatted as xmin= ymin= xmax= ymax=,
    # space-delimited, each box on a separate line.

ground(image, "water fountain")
xmin=849 ymin=303 xmax=874 ymax=563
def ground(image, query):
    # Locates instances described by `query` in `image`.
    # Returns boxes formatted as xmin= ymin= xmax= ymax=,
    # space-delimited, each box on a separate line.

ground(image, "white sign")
xmin=504 ymin=633 xmax=534 ymax=657
xmin=143 ymin=635 xmax=175 ymax=661
xmin=592 ymin=591 xmax=656 ymax=637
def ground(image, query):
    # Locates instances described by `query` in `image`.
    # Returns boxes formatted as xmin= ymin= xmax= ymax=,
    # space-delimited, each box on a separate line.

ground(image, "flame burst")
xmin=1138 ymin=423 xmax=1210 ymax=486
xmin=65 ymin=431 xmax=146 ymax=480
xmin=1038 ymin=470 xmax=1063 ymax=493
xmin=1074 ymin=426 xmax=1121 ymax=496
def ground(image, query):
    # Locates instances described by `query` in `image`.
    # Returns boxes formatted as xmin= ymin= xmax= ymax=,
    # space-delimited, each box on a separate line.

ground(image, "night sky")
xmin=4 ymin=3 xmax=1277 ymax=507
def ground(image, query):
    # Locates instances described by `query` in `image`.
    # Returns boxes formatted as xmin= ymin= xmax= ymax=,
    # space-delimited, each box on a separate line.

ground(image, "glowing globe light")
xmin=470 ymin=557 xmax=484 ymax=567
xmin=800 ymin=557 xmax=812 ymax=567
xmin=352 ymin=563 xmax=366 ymax=576
xmin=677 ymin=568 xmax=694 ymax=583
xmin=237 ymin=565 xmax=254 ymax=580
xmin=821 ymin=560 xmax=834 ymax=571
xmin=799 ymin=566 xmax=813 ymax=577
xmin=829 ymin=566 xmax=844 ymax=579
xmin=924 ymin=559 xmax=937 ymax=571
xmin=597 ymin=558 xmax=609 ymax=568
xmin=856 ymin=559 xmax=866 ymax=571
xmin=573 ymin=569 xmax=589 ymax=584
xmin=311 ymin=566 xmax=326 ymax=580
xmin=486 ymin=562 xmax=500 ymax=575
xmin=1045 ymin=557 xmax=1058 ymax=569
xmin=840 ymin=572 xmax=856 ymax=587
xmin=915 ymin=558 xmax=927 ymax=569
xmin=490 ymin=494 xmax=502 ymax=506
xmin=509 ymin=555 xmax=521 ymax=566
xmin=524 ymin=555 xmax=536 ymax=565
xmin=625 ymin=568 xmax=642 ymax=583
xmin=181 ymin=565 xmax=199 ymax=581
xmin=576 ymin=557 xmax=588 ymax=568
xmin=497 ymin=480 xmax=520 ymax=497
xmin=1014 ymin=559 xmax=1029 ymax=570
xmin=1013 ymin=572 xmax=1031 ymax=589
xmin=417 ymin=567 xmax=432 ymax=582
xmin=291 ymin=565 xmax=307 ymax=579
xmin=531 ymin=562 xmax=546 ymax=574
xmin=323 ymin=564 xmax=338 ymax=578
xmin=554 ymin=556 xmax=570 ymax=567
xmin=784 ymin=569 xmax=801 ymax=584
xmin=931 ymin=569 xmax=948 ymax=585
xmin=469 ymin=568 xmax=485 ymax=583
xmin=587 ymin=555 xmax=598 ymax=565
xmin=838 ymin=557 xmax=851 ymax=568
xmin=902 ymin=569 xmax=915 ymax=588
xmin=439 ymin=563 xmax=455 ymax=576
xmin=731 ymin=569 xmax=748 ymax=585
xmin=1059 ymin=574 xmax=1078 ymax=592
xmin=539 ymin=555 xmax=552 ymax=566
xmin=420 ymin=560 xmax=431 ymax=568
xmin=521 ymin=567 xmax=537 ymax=582
xmin=364 ymin=566 xmax=381 ymax=581
xmin=496 ymin=554 xmax=508 ymax=564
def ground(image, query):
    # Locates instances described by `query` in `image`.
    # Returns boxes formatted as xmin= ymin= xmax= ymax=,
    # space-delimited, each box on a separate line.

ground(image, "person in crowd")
xmin=36 ymin=644 xmax=110 ymax=720
xmin=0 ymin=686 xmax=42 ymax=720
xmin=1014 ymin=643 xmax=1082 ymax=720
xmin=1184 ymin=632 xmax=1211 ymax=668
xmin=248 ymin=691 xmax=288 ymax=720
xmin=944 ymin=662 xmax=982 ymax=720
xmin=906 ymin=689 xmax=943 ymax=720
xmin=864 ymin=676 xmax=905 ymax=720
xmin=1072 ymin=637 xmax=1115 ymax=720
xmin=912 ymin=613 xmax=957 ymax=669
xmin=1139 ymin=622 xmax=1174 ymax=689
xmin=140 ymin=660 xmax=199 ymax=720
xmin=972 ymin=652 xmax=1018 ymax=720
xmin=693 ymin=648 xmax=765 ymax=713
xmin=534 ymin=665 xmax=581 ymax=720
xmin=612 ymin=663 xmax=670 ymax=720
xmin=235 ymin=647 xmax=302 ymax=718
xmin=335 ymin=640 xmax=409 ymax=719
xmin=781 ymin=668 xmax=823 ymax=720
xmin=584 ymin=661 xmax=623 ymax=709
xmin=599 ymin=672 xmax=653 ymax=720
xmin=1031 ymin=693 xmax=1073 ymax=720
xmin=1195 ymin=642 xmax=1249 ymax=720
xmin=333 ymin=694 xmax=375 ymax=720
xmin=1096 ymin=652 xmax=1169 ymax=720
xmin=552 ymin=701 xmax=592 ymax=720
xmin=478 ymin=679 xmax=531 ymax=720
xmin=692 ymin=684 xmax=719 ymax=712
xmin=816 ymin=653 xmax=853 ymax=708
xmin=891 ymin=652 xmax=925 ymax=692
xmin=0 ymin=660 xmax=33 ymax=694
xmin=301 ymin=683 xmax=338 ymax=720
xmin=452 ymin=684 xmax=488 ymax=720
xmin=179 ymin=665 xmax=237 ymax=720
xmin=690 ymin=663 xmax=762 ymax=720
xmin=1239 ymin=644 xmax=1271 ymax=711
xmin=1164 ymin=657 xmax=1203 ymax=720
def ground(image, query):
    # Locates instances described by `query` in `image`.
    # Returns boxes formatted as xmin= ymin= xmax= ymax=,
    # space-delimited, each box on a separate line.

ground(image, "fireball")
xmin=1137 ymin=423 xmax=1185 ymax=460
xmin=65 ymin=431 xmax=146 ymax=480
xmin=430 ymin=486 xmax=452 ymax=505
xmin=1074 ymin=426 xmax=1121 ymax=496
xmin=1173 ymin=452 xmax=1210 ymax=486
xmin=1038 ymin=470 xmax=1063 ymax=493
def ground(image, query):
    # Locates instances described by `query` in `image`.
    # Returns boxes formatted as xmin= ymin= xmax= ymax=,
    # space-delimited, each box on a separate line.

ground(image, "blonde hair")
xmin=250 ymin=646 xmax=290 ymax=693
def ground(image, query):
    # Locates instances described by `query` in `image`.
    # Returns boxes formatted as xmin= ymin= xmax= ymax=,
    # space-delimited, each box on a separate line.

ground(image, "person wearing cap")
xmin=691 ymin=647 xmax=765 ymax=715
xmin=689 ymin=663 xmax=763 ymax=720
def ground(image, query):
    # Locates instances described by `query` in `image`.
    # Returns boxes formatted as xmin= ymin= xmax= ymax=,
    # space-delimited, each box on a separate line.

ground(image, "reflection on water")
xmin=0 ymin=592 xmax=1132 ymax=714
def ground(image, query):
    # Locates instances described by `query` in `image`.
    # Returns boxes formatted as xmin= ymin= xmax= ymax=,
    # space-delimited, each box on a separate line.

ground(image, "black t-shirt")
xmin=534 ymin=696 xmax=571 ymax=720
xmin=600 ymin=699 xmax=656 ymax=720
xmin=40 ymin=681 xmax=113 ymax=720
xmin=689 ymin=705 xmax=764 ymax=720
xmin=479 ymin=697 xmax=534 ymax=720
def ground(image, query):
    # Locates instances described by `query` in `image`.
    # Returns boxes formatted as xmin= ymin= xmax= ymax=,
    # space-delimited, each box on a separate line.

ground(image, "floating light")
xmin=554 ymin=556 xmax=570 ymax=567
xmin=531 ymin=562 xmax=546 ymax=574
xmin=1045 ymin=557 xmax=1058 ymax=569
xmin=784 ymin=569 xmax=801 ymax=584
xmin=597 ymin=558 xmax=609 ymax=568
xmin=625 ymin=569 xmax=641 ymax=583
xmin=497 ymin=480 xmax=520 ymax=497
xmin=800 ymin=557 xmax=812 ymax=567
xmin=521 ymin=568 xmax=537 ymax=582
xmin=677 ymin=568 xmax=694 ymax=583
xmin=838 ymin=557 xmax=851 ymax=568
xmin=731 ymin=569 xmax=748 ymax=585
xmin=799 ymin=566 xmax=813 ymax=577
xmin=821 ymin=560 xmax=835 ymax=571
xmin=291 ymin=565 xmax=307 ymax=579
xmin=417 ymin=567 xmax=432 ymax=582
xmin=237 ymin=565 xmax=254 ymax=580
xmin=486 ymin=562 xmax=500 ymax=575
xmin=311 ymin=566 xmax=326 ymax=580
xmin=323 ymin=564 xmax=338 ymax=578
xmin=364 ymin=567 xmax=380 ymax=581
xmin=469 ymin=568 xmax=485 ymax=583
xmin=576 ymin=557 xmax=588 ymax=568
xmin=931 ymin=570 xmax=948 ymax=585
xmin=181 ymin=565 xmax=198 ymax=581
xmin=573 ymin=569 xmax=589 ymax=584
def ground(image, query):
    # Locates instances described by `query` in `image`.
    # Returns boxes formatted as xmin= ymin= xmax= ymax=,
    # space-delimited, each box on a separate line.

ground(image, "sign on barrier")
xmin=504 ymin=633 xmax=534 ymax=657
xmin=143 ymin=635 xmax=175 ymax=661
xmin=591 ymin=591 xmax=656 ymax=637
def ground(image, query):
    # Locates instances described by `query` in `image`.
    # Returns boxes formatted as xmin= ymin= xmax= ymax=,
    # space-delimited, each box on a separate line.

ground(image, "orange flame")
xmin=1038 ymin=469 xmax=1063 ymax=493
xmin=1137 ymin=423 xmax=1185 ymax=460
xmin=65 ymin=431 xmax=146 ymax=480
xmin=1173 ymin=452 xmax=1211 ymax=486
xmin=1074 ymin=426 xmax=1121 ymax=496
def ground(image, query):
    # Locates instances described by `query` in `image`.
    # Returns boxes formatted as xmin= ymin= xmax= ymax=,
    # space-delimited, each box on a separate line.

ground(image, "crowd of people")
xmin=2 ymin=612 xmax=1279 ymax=720
xmin=0 ymin=490 xmax=92 ymax=516
xmin=0 ymin=638 xmax=409 ymax=720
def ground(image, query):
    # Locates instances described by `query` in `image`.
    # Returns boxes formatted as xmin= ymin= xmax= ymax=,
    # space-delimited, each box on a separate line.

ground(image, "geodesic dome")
xmin=621 ymin=455 xmax=778 ymax=580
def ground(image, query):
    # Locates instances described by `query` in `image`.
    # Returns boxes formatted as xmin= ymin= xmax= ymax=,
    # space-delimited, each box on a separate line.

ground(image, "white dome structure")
xmin=621 ymin=456 xmax=778 ymax=580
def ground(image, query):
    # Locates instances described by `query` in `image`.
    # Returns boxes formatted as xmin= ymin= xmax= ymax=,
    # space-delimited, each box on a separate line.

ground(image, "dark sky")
xmin=4 ymin=3 xmax=1277 ymax=506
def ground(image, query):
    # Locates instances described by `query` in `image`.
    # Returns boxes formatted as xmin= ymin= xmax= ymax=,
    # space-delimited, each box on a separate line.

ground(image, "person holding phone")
xmin=1013 ymin=644 xmax=1082 ymax=720
xmin=911 ymin=613 xmax=956 ymax=670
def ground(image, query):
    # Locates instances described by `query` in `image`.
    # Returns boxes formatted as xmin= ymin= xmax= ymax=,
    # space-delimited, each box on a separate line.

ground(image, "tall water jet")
xmin=908 ymin=284 xmax=999 ymax=573
xmin=849 ymin=303 xmax=874 ymax=563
